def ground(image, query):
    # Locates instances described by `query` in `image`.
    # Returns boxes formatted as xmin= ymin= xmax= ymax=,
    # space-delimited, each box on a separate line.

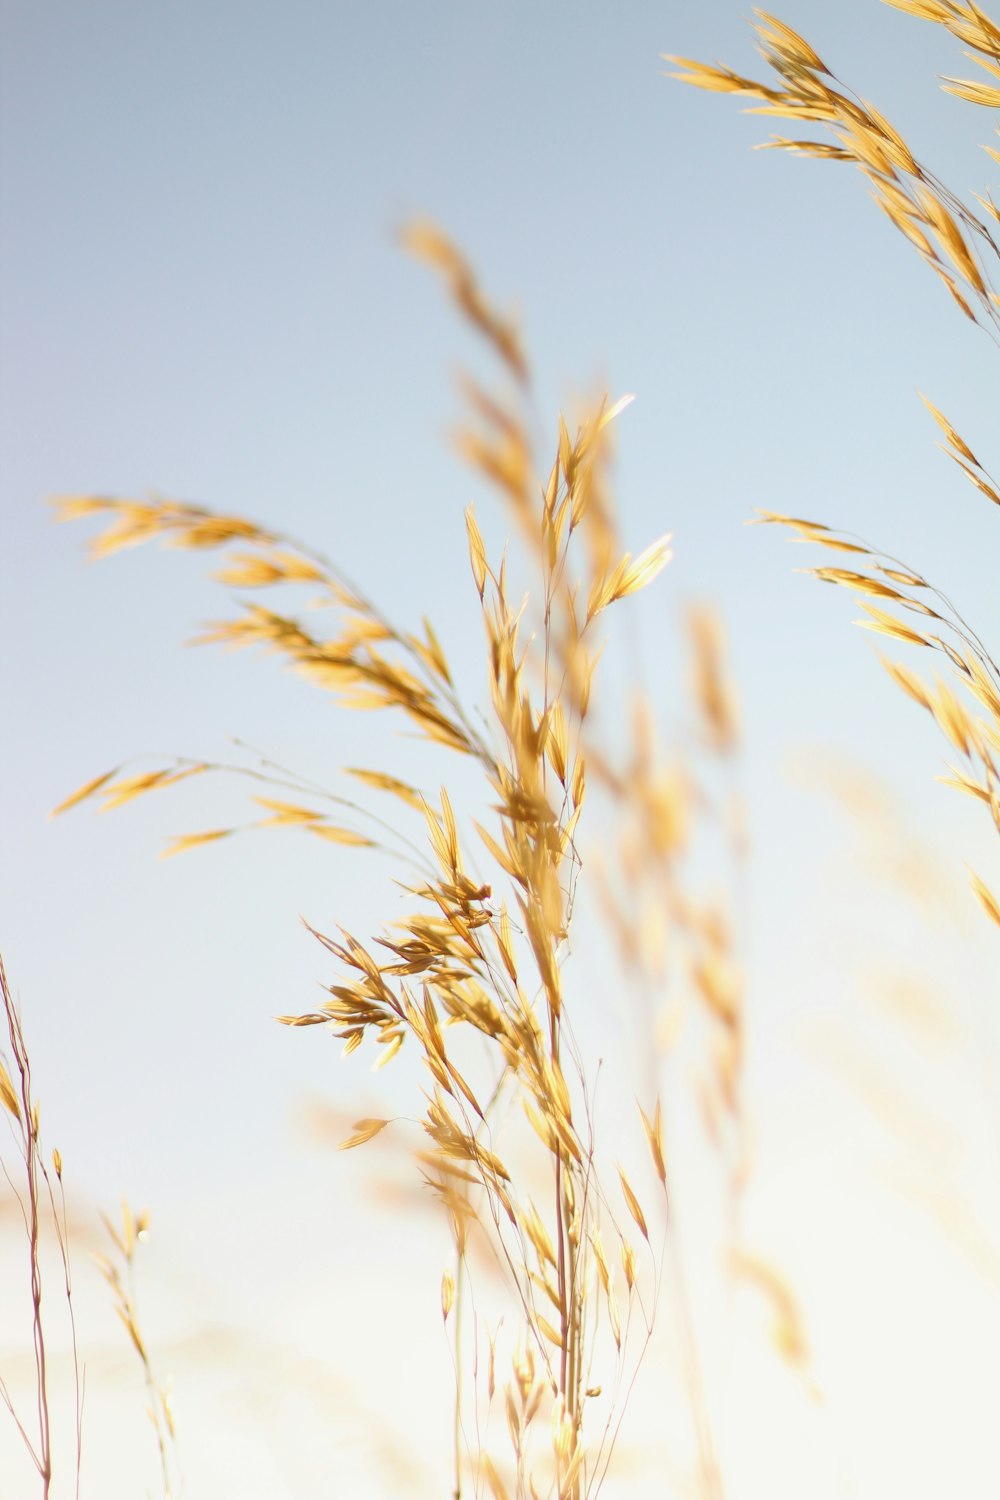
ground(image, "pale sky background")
xmin=1 ymin=1 xmax=998 ymax=1497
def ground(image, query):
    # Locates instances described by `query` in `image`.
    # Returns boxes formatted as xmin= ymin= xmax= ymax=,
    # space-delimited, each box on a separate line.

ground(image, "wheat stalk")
xmin=672 ymin=3 xmax=1000 ymax=927
xmin=0 ymin=952 xmax=83 ymax=1500
xmin=52 ymin=224 xmax=691 ymax=1498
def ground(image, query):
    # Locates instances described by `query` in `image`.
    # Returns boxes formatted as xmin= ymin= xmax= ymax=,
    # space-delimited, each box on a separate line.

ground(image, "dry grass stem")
xmin=94 ymin=1202 xmax=179 ymax=1499
xmin=0 ymin=952 xmax=83 ymax=1500
xmin=54 ymin=223 xmax=696 ymax=1498
xmin=667 ymin=4 xmax=1000 ymax=337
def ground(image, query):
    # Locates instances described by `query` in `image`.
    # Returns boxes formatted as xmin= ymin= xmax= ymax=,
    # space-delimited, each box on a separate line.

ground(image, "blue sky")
xmin=1 ymin=3 xmax=998 ymax=1496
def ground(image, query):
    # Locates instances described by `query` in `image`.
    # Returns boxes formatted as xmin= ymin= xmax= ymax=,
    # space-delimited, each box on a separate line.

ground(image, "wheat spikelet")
xmin=668 ymin=4 xmax=1000 ymax=335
